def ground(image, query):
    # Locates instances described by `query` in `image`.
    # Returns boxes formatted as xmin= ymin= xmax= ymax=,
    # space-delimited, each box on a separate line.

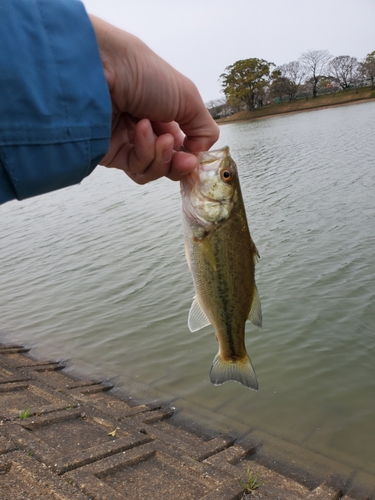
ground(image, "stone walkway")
xmin=0 ymin=341 xmax=374 ymax=499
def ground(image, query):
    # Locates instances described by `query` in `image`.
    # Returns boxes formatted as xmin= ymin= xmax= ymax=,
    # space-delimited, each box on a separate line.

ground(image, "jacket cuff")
xmin=0 ymin=0 xmax=111 ymax=202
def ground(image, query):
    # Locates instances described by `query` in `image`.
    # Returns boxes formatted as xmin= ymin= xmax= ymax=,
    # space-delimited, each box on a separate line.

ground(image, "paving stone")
xmin=0 ymin=359 xmax=31 ymax=385
xmin=0 ymin=345 xmax=30 ymax=356
xmin=137 ymin=417 xmax=215 ymax=458
xmin=305 ymin=478 xmax=342 ymax=499
xmin=204 ymin=445 xmax=257 ymax=476
xmin=64 ymin=440 xmax=242 ymax=500
xmin=29 ymin=365 xmax=103 ymax=391
xmin=192 ymin=434 xmax=237 ymax=461
xmin=0 ymin=451 xmax=89 ymax=500
xmin=206 ymin=452 xmax=309 ymax=499
xmin=144 ymin=420 xmax=238 ymax=463
xmin=0 ymin=342 xmax=25 ymax=349
xmin=0 ymin=434 xmax=17 ymax=454
xmin=0 ymin=350 xmax=59 ymax=369
xmin=199 ymin=483 xmax=244 ymax=500
xmin=87 ymin=395 xmax=153 ymax=418
xmin=3 ymin=407 xmax=152 ymax=474
xmin=0 ymin=380 xmax=76 ymax=420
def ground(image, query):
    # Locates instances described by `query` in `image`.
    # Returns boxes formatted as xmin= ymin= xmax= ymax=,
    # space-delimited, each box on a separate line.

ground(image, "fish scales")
xmin=190 ymin=208 xmax=253 ymax=356
xmin=181 ymin=146 xmax=262 ymax=390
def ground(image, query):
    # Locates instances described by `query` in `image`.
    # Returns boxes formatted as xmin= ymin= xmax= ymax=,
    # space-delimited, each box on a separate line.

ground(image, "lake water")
xmin=1 ymin=101 xmax=375 ymax=477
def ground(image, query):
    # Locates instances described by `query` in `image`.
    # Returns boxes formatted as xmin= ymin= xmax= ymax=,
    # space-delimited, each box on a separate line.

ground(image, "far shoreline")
xmin=215 ymin=90 xmax=375 ymax=125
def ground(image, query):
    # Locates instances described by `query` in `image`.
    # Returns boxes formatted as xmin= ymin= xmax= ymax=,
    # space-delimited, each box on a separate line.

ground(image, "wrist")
xmin=89 ymin=15 xmax=121 ymax=100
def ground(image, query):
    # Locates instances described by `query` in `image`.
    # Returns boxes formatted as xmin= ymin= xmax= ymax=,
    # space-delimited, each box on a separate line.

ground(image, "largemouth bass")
xmin=180 ymin=146 xmax=262 ymax=390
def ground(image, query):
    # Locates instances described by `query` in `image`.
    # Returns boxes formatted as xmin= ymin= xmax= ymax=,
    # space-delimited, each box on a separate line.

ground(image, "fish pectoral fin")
xmin=209 ymin=353 xmax=258 ymax=390
xmin=200 ymin=238 xmax=217 ymax=271
xmin=188 ymin=297 xmax=211 ymax=332
xmin=248 ymin=285 xmax=262 ymax=328
xmin=184 ymin=241 xmax=191 ymax=272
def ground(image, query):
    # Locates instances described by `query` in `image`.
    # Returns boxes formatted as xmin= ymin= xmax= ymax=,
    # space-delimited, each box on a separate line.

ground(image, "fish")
xmin=180 ymin=146 xmax=262 ymax=390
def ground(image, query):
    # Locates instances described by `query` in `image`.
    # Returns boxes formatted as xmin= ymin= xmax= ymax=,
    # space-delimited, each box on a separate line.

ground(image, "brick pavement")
xmin=0 ymin=341 xmax=374 ymax=499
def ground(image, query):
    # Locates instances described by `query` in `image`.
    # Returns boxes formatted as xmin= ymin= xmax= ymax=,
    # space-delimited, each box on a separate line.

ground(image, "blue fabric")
xmin=0 ymin=0 xmax=111 ymax=204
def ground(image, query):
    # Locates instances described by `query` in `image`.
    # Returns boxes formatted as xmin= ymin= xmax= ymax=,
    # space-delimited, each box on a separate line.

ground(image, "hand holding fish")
xmin=90 ymin=16 xmax=219 ymax=184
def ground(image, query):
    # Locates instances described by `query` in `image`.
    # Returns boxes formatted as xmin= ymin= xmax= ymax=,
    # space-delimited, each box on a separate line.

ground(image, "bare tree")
xmin=299 ymin=79 xmax=314 ymax=101
xmin=205 ymin=98 xmax=227 ymax=117
xmin=271 ymin=61 xmax=306 ymax=101
xmin=205 ymin=98 xmax=226 ymax=110
xmin=300 ymin=49 xmax=332 ymax=98
xmin=206 ymin=97 xmax=243 ymax=117
xmin=329 ymin=55 xmax=359 ymax=90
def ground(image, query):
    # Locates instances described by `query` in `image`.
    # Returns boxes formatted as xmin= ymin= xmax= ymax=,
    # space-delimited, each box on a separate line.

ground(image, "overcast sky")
xmin=83 ymin=0 xmax=375 ymax=103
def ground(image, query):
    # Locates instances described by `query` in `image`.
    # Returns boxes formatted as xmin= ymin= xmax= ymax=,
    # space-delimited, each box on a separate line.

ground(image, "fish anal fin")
xmin=248 ymin=285 xmax=262 ymax=328
xmin=188 ymin=297 xmax=211 ymax=332
xmin=209 ymin=352 xmax=258 ymax=390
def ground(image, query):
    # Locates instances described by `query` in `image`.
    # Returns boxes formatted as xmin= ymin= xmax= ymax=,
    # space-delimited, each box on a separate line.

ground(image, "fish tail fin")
xmin=209 ymin=352 xmax=258 ymax=391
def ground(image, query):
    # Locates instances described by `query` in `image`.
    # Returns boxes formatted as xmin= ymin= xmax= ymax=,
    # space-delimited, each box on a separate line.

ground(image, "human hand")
xmin=89 ymin=16 xmax=219 ymax=185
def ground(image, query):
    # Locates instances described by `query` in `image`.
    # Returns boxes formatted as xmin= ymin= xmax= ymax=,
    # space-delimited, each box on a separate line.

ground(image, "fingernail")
xmin=144 ymin=124 xmax=155 ymax=143
xmin=162 ymin=146 xmax=172 ymax=163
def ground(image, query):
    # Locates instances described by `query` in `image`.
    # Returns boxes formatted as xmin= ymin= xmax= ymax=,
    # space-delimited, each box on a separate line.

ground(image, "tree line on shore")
xmin=207 ymin=49 xmax=375 ymax=117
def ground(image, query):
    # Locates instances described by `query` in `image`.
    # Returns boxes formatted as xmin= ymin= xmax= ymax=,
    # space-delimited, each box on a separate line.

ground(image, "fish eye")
xmin=221 ymin=169 xmax=233 ymax=182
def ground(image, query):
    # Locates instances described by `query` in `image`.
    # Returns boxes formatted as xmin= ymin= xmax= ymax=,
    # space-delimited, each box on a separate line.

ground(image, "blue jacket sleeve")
xmin=0 ymin=0 xmax=112 ymax=204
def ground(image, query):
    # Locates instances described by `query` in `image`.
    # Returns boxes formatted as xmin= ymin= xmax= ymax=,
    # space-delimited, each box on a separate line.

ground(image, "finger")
xmin=146 ymin=78 xmax=219 ymax=153
xmin=174 ymin=80 xmax=220 ymax=153
xmin=167 ymin=151 xmax=198 ymax=181
xmin=180 ymin=107 xmax=220 ymax=154
xmin=129 ymin=133 xmax=174 ymax=185
xmin=145 ymin=124 xmax=199 ymax=181
xmin=151 ymin=121 xmax=185 ymax=151
xmin=100 ymin=113 xmax=135 ymax=168
xmin=152 ymin=98 xmax=219 ymax=154
xmin=151 ymin=121 xmax=202 ymax=180
xmin=126 ymin=119 xmax=157 ymax=175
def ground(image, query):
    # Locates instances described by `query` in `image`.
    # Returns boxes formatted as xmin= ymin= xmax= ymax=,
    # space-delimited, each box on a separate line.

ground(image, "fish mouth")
xmin=198 ymin=146 xmax=230 ymax=166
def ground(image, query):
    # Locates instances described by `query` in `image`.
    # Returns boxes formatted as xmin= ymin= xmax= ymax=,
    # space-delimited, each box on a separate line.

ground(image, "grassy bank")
xmin=216 ymin=87 xmax=375 ymax=124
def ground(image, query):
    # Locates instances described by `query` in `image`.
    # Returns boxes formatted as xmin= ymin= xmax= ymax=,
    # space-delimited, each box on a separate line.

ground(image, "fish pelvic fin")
xmin=209 ymin=352 xmax=258 ymax=391
xmin=188 ymin=297 xmax=211 ymax=332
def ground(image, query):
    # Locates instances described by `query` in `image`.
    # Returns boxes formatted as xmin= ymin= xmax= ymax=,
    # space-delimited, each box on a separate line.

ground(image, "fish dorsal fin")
xmin=248 ymin=285 xmax=262 ymax=328
xmin=252 ymin=243 xmax=260 ymax=266
xmin=188 ymin=297 xmax=211 ymax=332
xmin=200 ymin=238 xmax=217 ymax=271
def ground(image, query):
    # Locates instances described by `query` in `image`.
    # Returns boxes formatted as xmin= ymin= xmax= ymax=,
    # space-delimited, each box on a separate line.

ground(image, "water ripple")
xmin=1 ymin=102 xmax=375 ymax=473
